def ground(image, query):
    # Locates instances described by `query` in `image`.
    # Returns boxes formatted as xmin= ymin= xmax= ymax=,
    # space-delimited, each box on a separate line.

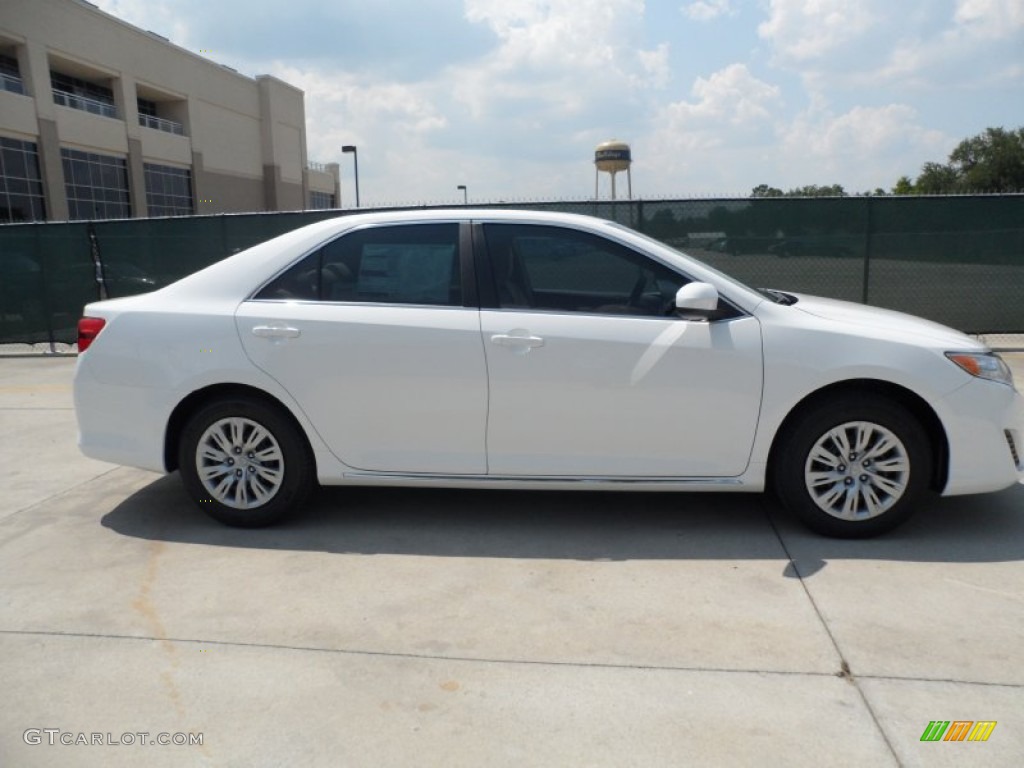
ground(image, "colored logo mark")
xmin=920 ymin=721 xmax=996 ymax=742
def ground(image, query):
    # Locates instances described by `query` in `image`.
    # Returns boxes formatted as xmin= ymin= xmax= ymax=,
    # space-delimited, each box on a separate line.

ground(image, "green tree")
xmin=789 ymin=184 xmax=846 ymax=197
xmin=896 ymin=125 xmax=1024 ymax=194
xmin=914 ymin=162 xmax=961 ymax=194
xmin=892 ymin=176 xmax=915 ymax=195
xmin=751 ymin=183 xmax=846 ymax=198
xmin=949 ymin=126 xmax=1024 ymax=191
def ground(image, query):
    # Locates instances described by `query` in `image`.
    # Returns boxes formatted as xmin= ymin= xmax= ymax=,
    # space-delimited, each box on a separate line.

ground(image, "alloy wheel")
xmin=803 ymin=420 xmax=910 ymax=521
xmin=195 ymin=417 xmax=284 ymax=509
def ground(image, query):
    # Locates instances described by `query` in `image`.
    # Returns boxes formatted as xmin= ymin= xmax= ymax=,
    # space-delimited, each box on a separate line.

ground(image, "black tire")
xmin=773 ymin=395 xmax=932 ymax=538
xmin=178 ymin=396 xmax=315 ymax=527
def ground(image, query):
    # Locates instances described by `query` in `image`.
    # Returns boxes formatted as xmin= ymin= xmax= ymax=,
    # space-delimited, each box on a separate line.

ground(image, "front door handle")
xmin=252 ymin=325 xmax=301 ymax=339
xmin=491 ymin=332 xmax=544 ymax=349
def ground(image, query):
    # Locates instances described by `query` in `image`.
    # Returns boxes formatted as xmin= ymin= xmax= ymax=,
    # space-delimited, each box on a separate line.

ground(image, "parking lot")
xmin=1 ymin=354 xmax=1022 ymax=767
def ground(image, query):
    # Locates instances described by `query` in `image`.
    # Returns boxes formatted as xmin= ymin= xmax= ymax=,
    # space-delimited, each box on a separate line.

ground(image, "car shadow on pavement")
xmin=100 ymin=473 xmax=1024 ymax=572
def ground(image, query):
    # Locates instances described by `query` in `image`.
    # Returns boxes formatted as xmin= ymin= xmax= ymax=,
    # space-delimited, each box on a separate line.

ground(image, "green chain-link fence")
xmin=1 ymin=195 xmax=1022 ymax=347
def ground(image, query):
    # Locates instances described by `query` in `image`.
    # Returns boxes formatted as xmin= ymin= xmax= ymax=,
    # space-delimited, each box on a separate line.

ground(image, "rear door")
xmin=237 ymin=221 xmax=488 ymax=474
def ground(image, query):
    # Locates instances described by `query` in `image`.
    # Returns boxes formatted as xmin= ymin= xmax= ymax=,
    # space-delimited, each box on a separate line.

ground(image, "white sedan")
xmin=73 ymin=210 xmax=1024 ymax=537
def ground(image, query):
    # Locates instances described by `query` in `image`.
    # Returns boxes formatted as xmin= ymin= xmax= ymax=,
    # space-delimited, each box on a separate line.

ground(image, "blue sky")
xmin=97 ymin=0 xmax=1024 ymax=205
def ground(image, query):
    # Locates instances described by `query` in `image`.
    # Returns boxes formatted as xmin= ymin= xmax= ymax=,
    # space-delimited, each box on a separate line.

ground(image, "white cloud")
xmin=870 ymin=1 xmax=1024 ymax=87
xmin=459 ymin=0 xmax=669 ymax=97
xmin=448 ymin=0 xmax=673 ymax=165
xmin=664 ymin=64 xmax=781 ymax=127
xmin=777 ymin=104 xmax=949 ymax=189
xmin=640 ymin=65 xmax=782 ymax=192
xmin=682 ymin=0 xmax=734 ymax=22
xmin=96 ymin=0 xmax=192 ymax=48
xmin=758 ymin=0 xmax=879 ymax=63
xmin=640 ymin=82 xmax=954 ymax=194
xmin=758 ymin=0 xmax=1024 ymax=91
xmin=636 ymin=43 xmax=671 ymax=89
xmin=86 ymin=1 xmax=1020 ymax=201
xmin=272 ymin=66 xmax=447 ymax=156
xmin=954 ymin=0 xmax=1024 ymax=39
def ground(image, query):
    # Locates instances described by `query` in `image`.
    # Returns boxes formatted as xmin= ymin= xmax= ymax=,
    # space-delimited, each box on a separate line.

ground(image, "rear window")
xmin=255 ymin=223 xmax=460 ymax=306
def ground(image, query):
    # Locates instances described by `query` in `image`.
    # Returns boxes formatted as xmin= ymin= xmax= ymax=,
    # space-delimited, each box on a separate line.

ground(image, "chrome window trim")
xmin=243 ymin=297 xmax=748 ymax=321
xmin=243 ymin=298 xmax=481 ymax=312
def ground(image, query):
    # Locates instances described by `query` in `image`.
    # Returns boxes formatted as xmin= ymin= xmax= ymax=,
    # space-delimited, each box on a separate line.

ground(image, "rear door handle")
xmin=252 ymin=325 xmax=301 ymax=339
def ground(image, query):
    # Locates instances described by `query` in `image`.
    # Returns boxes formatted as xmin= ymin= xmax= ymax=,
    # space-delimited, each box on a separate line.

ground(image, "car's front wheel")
xmin=773 ymin=396 xmax=932 ymax=538
xmin=178 ymin=396 xmax=315 ymax=527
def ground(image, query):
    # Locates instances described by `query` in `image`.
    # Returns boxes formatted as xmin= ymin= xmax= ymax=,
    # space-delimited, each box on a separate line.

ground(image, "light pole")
xmin=457 ymin=185 xmax=467 ymax=205
xmin=342 ymin=145 xmax=359 ymax=208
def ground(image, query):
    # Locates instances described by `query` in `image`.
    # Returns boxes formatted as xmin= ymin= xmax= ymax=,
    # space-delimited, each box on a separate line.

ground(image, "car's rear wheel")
xmin=179 ymin=397 xmax=314 ymax=527
xmin=773 ymin=396 xmax=932 ymax=538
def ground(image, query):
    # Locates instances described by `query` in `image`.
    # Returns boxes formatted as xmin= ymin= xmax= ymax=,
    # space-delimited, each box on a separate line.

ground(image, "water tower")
xmin=594 ymin=140 xmax=632 ymax=200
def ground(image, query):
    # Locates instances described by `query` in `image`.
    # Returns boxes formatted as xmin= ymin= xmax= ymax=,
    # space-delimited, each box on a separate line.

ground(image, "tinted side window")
xmin=255 ymin=250 xmax=320 ymax=300
xmin=483 ymin=224 xmax=688 ymax=316
xmin=321 ymin=223 xmax=460 ymax=306
xmin=256 ymin=223 xmax=461 ymax=306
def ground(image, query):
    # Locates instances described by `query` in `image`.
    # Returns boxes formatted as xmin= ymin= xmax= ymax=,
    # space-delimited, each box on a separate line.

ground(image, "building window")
xmin=0 ymin=137 xmax=46 ymax=222
xmin=310 ymin=191 xmax=335 ymax=209
xmin=137 ymin=98 xmax=157 ymax=118
xmin=0 ymin=54 xmax=25 ymax=95
xmin=144 ymin=163 xmax=193 ymax=216
xmin=51 ymin=71 xmax=117 ymax=118
xmin=61 ymin=148 xmax=131 ymax=220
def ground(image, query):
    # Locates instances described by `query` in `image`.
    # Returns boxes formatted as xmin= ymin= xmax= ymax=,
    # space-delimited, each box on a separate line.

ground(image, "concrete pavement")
xmin=1 ymin=356 xmax=1022 ymax=767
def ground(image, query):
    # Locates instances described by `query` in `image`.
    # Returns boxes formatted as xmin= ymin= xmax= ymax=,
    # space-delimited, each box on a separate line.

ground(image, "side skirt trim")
xmin=339 ymin=471 xmax=743 ymax=486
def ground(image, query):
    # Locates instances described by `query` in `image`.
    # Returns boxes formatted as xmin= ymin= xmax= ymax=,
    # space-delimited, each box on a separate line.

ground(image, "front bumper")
xmin=941 ymin=377 xmax=1024 ymax=495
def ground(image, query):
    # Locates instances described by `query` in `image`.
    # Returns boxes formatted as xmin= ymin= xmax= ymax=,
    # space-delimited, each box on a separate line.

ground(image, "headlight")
xmin=945 ymin=352 xmax=1015 ymax=387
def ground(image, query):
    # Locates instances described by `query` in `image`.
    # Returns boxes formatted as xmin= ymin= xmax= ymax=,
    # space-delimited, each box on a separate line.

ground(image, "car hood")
xmin=788 ymin=293 xmax=985 ymax=349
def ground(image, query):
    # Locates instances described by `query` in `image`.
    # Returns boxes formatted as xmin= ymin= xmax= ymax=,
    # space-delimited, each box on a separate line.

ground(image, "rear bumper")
xmin=73 ymin=357 xmax=169 ymax=473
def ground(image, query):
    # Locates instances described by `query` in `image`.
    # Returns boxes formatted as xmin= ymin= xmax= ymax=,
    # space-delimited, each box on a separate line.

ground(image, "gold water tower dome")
xmin=594 ymin=140 xmax=632 ymax=200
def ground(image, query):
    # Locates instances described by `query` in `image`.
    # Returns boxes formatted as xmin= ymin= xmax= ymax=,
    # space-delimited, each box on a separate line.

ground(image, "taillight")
xmin=78 ymin=317 xmax=106 ymax=352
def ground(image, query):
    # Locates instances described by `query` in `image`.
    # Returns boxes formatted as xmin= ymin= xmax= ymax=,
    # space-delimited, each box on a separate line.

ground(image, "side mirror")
xmin=675 ymin=282 xmax=719 ymax=312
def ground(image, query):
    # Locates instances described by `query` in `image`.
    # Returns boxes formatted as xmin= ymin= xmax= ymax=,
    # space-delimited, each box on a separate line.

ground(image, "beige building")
xmin=0 ymin=0 xmax=340 ymax=222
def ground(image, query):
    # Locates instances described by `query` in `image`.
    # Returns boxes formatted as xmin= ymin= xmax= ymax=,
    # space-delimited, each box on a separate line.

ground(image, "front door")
xmin=478 ymin=223 xmax=763 ymax=477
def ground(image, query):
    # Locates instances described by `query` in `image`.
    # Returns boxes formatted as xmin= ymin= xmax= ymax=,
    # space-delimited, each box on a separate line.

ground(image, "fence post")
xmin=87 ymin=222 xmax=108 ymax=301
xmin=34 ymin=226 xmax=57 ymax=354
xmin=861 ymin=196 xmax=874 ymax=305
xmin=220 ymin=214 xmax=229 ymax=261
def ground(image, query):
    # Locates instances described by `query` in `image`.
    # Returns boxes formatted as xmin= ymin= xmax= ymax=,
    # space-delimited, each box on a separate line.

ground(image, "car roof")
xmin=115 ymin=208 xmax=765 ymax=312
xmin=155 ymin=210 xmax=620 ymax=300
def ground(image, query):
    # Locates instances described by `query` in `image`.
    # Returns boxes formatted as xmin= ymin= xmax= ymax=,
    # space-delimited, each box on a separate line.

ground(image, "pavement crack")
xmin=836 ymin=659 xmax=853 ymax=682
xmin=1 ymin=466 xmax=122 ymax=523
xmin=0 ymin=406 xmax=75 ymax=410
xmin=4 ymin=628 xmax=1021 ymax=690
xmin=0 ymin=628 xmax=859 ymax=678
xmin=764 ymin=500 xmax=903 ymax=767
